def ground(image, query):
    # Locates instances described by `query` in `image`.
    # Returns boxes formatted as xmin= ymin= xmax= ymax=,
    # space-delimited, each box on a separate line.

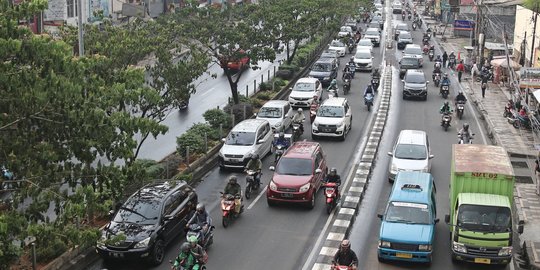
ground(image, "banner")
xmin=454 ymin=20 xmax=475 ymax=31
xmin=519 ymin=68 xmax=540 ymax=88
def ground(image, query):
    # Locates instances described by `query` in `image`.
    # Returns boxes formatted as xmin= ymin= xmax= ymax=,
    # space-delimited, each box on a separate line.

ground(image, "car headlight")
xmin=498 ymin=246 xmax=513 ymax=256
xmin=269 ymin=181 xmax=277 ymax=191
xmin=378 ymin=240 xmax=391 ymax=248
xmin=423 ymin=164 xmax=429 ymax=172
xmin=299 ymin=183 xmax=311 ymax=193
xmin=452 ymin=242 xmax=467 ymax=253
xmin=219 ymin=151 xmax=224 ymax=157
xmin=390 ymin=163 xmax=398 ymax=173
xmin=134 ymin=237 xmax=151 ymax=248
xmin=313 ymin=121 xmax=319 ymax=128
xmin=323 ymin=77 xmax=330 ymax=80
xmin=338 ymin=121 xmax=345 ymax=128
xmin=419 ymin=244 xmax=432 ymax=251
xmin=274 ymin=122 xmax=282 ymax=129
xmin=96 ymin=233 xmax=107 ymax=248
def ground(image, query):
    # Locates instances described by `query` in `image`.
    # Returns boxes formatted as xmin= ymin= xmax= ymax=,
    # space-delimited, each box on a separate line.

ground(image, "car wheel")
xmin=267 ymin=198 xmax=276 ymax=207
xmin=423 ymin=95 xmax=428 ymax=101
xmin=307 ymin=193 xmax=316 ymax=209
xmin=311 ymin=134 xmax=318 ymax=140
xmin=222 ymin=216 xmax=230 ymax=228
xmin=378 ymin=254 xmax=386 ymax=263
xmin=340 ymin=131 xmax=346 ymax=141
xmin=150 ymin=239 xmax=165 ymax=265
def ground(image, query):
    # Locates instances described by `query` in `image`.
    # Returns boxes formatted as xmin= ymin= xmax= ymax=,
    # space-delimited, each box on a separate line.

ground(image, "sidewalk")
xmin=416 ymin=4 xmax=540 ymax=268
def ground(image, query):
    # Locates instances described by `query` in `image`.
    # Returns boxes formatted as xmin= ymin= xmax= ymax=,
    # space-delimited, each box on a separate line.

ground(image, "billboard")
xmin=454 ymin=20 xmax=475 ymax=31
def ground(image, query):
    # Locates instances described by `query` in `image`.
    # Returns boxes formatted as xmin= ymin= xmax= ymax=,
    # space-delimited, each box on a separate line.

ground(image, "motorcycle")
xmin=441 ymin=112 xmax=452 ymax=131
xmin=346 ymin=65 xmax=356 ymax=78
xmin=448 ymin=57 xmax=456 ymax=69
xmin=186 ymin=223 xmax=214 ymax=250
xmin=343 ymin=78 xmax=351 ymax=95
xmin=407 ymin=13 xmax=412 ymax=20
xmin=508 ymin=113 xmax=532 ymax=130
xmin=503 ymin=101 xmax=514 ymax=118
xmin=422 ymin=45 xmax=429 ymax=55
xmin=348 ymin=43 xmax=355 ymax=54
xmin=458 ymin=132 xmax=475 ymax=144
xmin=371 ymin=78 xmax=380 ymax=92
xmin=328 ymin=86 xmax=339 ymax=98
xmin=456 ymin=101 xmax=466 ymax=119
xmin=323 ymin=182 xmax=339 ymax=214
xmin=412 ymin=22 xmax=417 ymax=30
xmin=220 ymin=192 xmax=242 ymax=228
xmin=433 ymin=73 xmax=441 ymax=87
xmin=423 ymin=37 xmax=429 ymax=46
xmin=364 ymin=93 xmax=374 ymax=111
xmin=428 ymin=50 xmax=434 ymax=61
xmin=440 ymin=84 xmax=449 ymax=99
xmin=401 ymin=12 xmax=406 ymax=20
xmin=169 ymin=253 xmax=208 ymax=270
xmin=292 ymin=120 xmax=304 ymax=141
xmin=244 ymin=169 xmax=261 ymax=199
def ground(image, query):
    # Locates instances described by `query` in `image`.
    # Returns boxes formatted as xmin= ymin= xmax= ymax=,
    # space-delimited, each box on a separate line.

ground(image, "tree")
xmin=168 ymin=3 xmax=276 ymax=104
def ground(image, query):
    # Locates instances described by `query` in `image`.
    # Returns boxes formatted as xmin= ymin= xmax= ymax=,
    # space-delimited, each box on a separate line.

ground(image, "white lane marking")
xmin=301 ymin=200 xmax=338 ymax=270
xmin=247 ymin=186 xmax=267 ymax=210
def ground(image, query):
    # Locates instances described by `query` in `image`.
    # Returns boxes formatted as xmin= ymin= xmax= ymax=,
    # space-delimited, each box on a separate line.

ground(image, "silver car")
xmin=387 ymin=130 xmax=434 ymax=182
xmin=256 ymin=100 xmax=293 ymax=132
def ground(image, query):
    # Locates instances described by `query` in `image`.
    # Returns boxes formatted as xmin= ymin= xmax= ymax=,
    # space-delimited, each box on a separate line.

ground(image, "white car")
xmin=311 ymin=97 xmax=352 ymax=141
xmin=364 ymin=27 xmax=381 ymax=47
xmin=256 ymin=100 xmax=293 ymax=132
xmin=328 ymin=40 xmax=347 ymax=57
xmin=374 ymin=3 xmax=383 ymax=10
xmin=353 ymin=49 xmax=374 ymax=71
xmin=387 ymin=130 xmax=434 ymax=182
xmin=356 ymin=39 xmax=374 ymax=54
xmin=338 ymin=26 xmax=353 ymax=38
xmin=288 ymin=77 xmax=323 ymax=107
xmin=403 ymin=44 xmax=424 ymax=67
xmin=219 ymin=119 xmax=273 ymax=169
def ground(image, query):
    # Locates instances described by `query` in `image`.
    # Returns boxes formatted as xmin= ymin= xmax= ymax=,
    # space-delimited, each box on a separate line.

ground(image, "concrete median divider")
xmin=311 ymin=64 xmax=392 ymax=270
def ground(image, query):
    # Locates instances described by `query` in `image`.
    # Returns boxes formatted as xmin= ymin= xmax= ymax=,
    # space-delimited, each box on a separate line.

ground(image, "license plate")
xmin=229 ymin=158 xmax=239 ymax=163
xmin=474 ymin=258 xmax=491 ymax=264
xmin=281 ymin=193 xmax=293 ymax=198
xmin=395 ymin=253 xmax=412 ymax=259
xmin=323 ymin=128 xmax=332 ymax=132
xmin=110 ymin=252 xmax=124 ymax=258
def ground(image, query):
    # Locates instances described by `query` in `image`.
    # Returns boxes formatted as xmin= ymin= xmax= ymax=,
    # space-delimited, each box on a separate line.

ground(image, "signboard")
xmin=454 ymin=20 xmax=475 ymax=31
xmin=89 ymin=0 xmax=110 ymax=22
xmin=519 ymin=68 xmax=540 ymax=89
xmin=43 ymin=0 xmax=66 ymax=21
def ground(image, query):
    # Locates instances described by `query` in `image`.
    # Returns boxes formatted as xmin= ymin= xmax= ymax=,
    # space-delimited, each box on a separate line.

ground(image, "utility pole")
xmin=503 ymin=24 xmax=515 ymax=85
xmin=77 ymin=0 xmax=84 ymax=56
xmin=527 ymin=3 xmax=539 ymax=104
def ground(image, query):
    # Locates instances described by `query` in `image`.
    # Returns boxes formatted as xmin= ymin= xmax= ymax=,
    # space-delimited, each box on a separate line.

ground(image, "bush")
xmin=259 ymin=81 xmax=271 ymax=91
xmin=256 ymin=91 xmax=272 ymax=101
xmin=278 ymin=64 xmax=299 ymax=72
xmin=203 ymin=108 xmax=232 ymax=129
xmin=176 ymin=131 xmax=205 ymax=158
xmin=134 ymin=159 xmax=164 ymax=179
xmin=189 ymin=123 xmax=220 ymax=140
xmin=174 ymin=173 xmax=193 ymax=182
xmin=250 ymin=98 xmax=264 ymax=108
xmin=272 ymin=78 xmax=286 ymax=87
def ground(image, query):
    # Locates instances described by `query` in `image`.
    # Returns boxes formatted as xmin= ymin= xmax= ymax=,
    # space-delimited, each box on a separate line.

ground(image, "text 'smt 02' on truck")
xmin=445 ymin=144 xmax=517 ymax=266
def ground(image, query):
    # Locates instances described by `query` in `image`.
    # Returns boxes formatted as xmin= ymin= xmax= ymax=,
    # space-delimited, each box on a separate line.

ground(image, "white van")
xmin=387 ymin=130 xmax=434 ymax=182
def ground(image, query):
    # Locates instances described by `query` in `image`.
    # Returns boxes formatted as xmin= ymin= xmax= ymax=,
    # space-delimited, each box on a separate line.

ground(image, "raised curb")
xmin=311 ymin=64 xmax=393 ymax=269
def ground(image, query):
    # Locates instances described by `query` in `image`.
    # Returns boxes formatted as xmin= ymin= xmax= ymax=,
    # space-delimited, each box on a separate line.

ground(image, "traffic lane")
xmin=136 ymin=54 xmax=286 ymax=161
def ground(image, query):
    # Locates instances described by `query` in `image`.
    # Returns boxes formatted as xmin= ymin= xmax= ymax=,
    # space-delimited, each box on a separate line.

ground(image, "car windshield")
xmin=294 ymin=82 xmax=315 ymax=92
xmin=331 ymin=40 xmax=345 ymax=47
xmin=405 ymin=73 xmax=426 ymax=84
xmin=457 ymin=205 xmax=511 ymax=233
xmin=385 ymin=201 xmax=431 ymax=224
xmin=225 ymin=131 xmax=256 ymax=146
xmin=355 ymin=51 xmax=371 ymax=59
xmin=312 ymin=63 xmax=331 ymax=72
xmin=366 ymin=30 xmax=379 ymax=35
xmin=317 ymin=105 xmax=345 ymax=117
xmin=113 ymin=196 xmax=160 ymax=225
xmin=401 ymin=58 xmax=418 ymax=66
xmin=358 ymin=40 xmax=372 ymax=46
xmin=394 ymin=144 xmax=427 ymax=159
xmin=258 ymin=107 xmax=282 ymax=118
xmin=276 ymin=157 xmax=313 ymax=175
xmin=340 ymin=27 xmax=350 ymax=32
xmin=369 ymin=23 xmax=379 ymax=28
xmin=404 ymin=47 xmax=422 ymax=55
xmin=399 ymin=32 xmax=412 ymax=39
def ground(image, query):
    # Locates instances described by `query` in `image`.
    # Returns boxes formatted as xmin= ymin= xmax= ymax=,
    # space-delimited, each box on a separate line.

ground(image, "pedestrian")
xmin=442 ymin=51 xmax=448 ymax=68
xmin=456 ymin=60 xmax=465 ymax=83
xmin=471 ymin=62 xmax=479 ymax=82
xmin=535 ymin=155 xmax=540 ymax=195
xmin=481 ymin=82 xmax=487 ymax=98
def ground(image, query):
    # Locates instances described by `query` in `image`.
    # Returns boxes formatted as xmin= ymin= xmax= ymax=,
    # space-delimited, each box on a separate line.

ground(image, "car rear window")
xmin=395 ymin=144 xmax=427 ymax=159
xmin=276 ymin=157 xmax=313 ymax=175
xmin=399 ymin=32 xmax=412 ymax=39
xmin=225 ymin=131 xmax=256 ymax=145
xmin=358 ymin=39 xmax=372 ymax=46
xmin=404 ymin=46 xmax=422 ymax=55
xmin=401 ymin=58 xmax=418 ymax=65
xmin=312 ymin=63 xmax=331 ymax=72
xmin=258 ymin=106 xmax=282 ymax=118
xmin=331 ymin=40 xmax=345 ymax=47
xmin=366 ymin=29 xmax=379 ymax=35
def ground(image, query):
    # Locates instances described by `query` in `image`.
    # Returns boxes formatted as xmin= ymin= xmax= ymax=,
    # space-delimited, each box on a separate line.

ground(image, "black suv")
xmin=309 ymin=58 xmax=338 ymax=86
xmin=399 ymin=56 xmax=421 ymax=78
xmin=96 ymin=181 xmax=197 ymax=265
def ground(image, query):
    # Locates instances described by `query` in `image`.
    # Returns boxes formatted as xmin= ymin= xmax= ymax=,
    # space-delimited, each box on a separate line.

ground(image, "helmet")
xmin=297 ymin=108 xmax=303 ymax=113
xmin=251 ymin=153 xmax=259 ymax=159
xmin=330 ymin=168 xmax=337 ymax=175
xmin=188 ymin=235 xmax=198 ymax=244
xmin=229 ymin=176 xmax=238 ymax=184
xmin=350 ymin=56 xmax=354 ymax=61
xmin=463 ymin=123 xmax=469 ymax=130
xmin=340 ymin=239 xmax=351 ymax=251
xmin=451 ymin=51 xmax=454 ymax=54
xmin=444 ymin=101 xmax=449 ymax=106
xmin=279 ymin=132 xmax=285 ymax=139
xmin=181 ymin=242 xmax=191 ymax=252
xmin=196 ymin=203 xmax=205 ymax=213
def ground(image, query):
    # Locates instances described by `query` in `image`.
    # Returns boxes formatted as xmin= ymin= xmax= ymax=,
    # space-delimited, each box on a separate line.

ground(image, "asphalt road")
xmin=89 ymin=22 xmax=388 ymax=270
xmin=349 ymin=6 xmax=514 ymax=270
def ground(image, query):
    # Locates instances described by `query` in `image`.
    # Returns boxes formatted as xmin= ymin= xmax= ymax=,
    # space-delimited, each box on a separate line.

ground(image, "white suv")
xmin=311 ymin=97 xmax=352 ymax=141
xmin=288 ymin=77 xmax=323 ymax=107
xmin=364 ymin=28 xmax=381 ymax=47
xmin=353 ymin=49 xmax=374 ymax=71
xmin=387 ymin=130 xmax=434 ymax=182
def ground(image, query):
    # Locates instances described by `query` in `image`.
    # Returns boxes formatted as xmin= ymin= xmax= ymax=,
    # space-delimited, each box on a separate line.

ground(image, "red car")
xmin=225 ymin=49 xmax=250 ymax=71
xmin=267 ymin=141 xmax=327 ymax=209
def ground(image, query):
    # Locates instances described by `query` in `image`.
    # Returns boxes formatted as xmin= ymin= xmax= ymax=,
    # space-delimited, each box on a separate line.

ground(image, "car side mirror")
xmin=164 ymin=214 xmax=173 ymax=221
xmin=257 ymin=139 xmax=265 ymax=144
xmin=401 ymin=80 xmax=404 ymax=82
xmin=434 ymin=218 xmax=440 ymax=224
xmin=377 ymin=214 xmax=383 ymax=219
xmin=387 ymin=151 xmax=393 ymax=156
xmin=429 ymin=154 xmax=434 ymax=159
xmin=221 ymin=138 xmax=226 ymax=142
xmin=315 ymin=168 xmax=322 ymax=174
xmin=444 ymin=214 xmax=450 ymax=224
xmin=289 ymin=87 xmax=293 ymax=91
xmin=269 ymin=166 xmax=275 ymax=171
xmin=426 ymin=81 xmax=430 ymax=84
xmin=108 ymin=209 xmax=115 ymax=219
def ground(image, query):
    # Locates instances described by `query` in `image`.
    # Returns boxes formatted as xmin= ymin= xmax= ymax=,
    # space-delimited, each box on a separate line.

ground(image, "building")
xmin=514 ymin=5 xmax=540 ymax=67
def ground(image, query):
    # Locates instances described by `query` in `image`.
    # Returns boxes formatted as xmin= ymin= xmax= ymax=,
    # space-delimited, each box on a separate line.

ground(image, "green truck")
xmin=445 ymin=144 xmax=519 ymax=266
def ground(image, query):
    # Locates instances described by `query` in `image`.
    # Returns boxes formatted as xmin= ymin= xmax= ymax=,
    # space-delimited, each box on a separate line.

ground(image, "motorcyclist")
xmin=458 ymin=123 xmax=473 ymax=143
xmin=333 ymin=240 xmax=358 ymax=268
xmin=440 ymin=101 xmax=452 ymax=115
xmin=372 ymin=68 xmax=381 ymax=80
xmin=328 ymin=78 xmax=338 ymax=91
xmin=173 ymin=242 xmax=201 ymax=270
xmin=187 ymin=235 xmax=206 ymax=263
xmin=455 ymin=91 xmax=467 ymax=105
xmin=441 ymin=73 xmax=450 ymax=87
xmin=434 ymin=55 xmax=442 ymax=69
xmin=187 ymin=203 xmax=212 ymax=244
xmin=346 ymin=57 xmax=356 ymax=77
xmin=224 ymin=176 xmax=242 ymax=214
xmin=291 ymin=108 xmax=306 ymax=134
xmin=448 ymin=51 xmax=456 ymax=68
xmin=273 ymin=131 xmax=290 ymax=150
xmin=245 ymin=153 xmax=262 ymax=185
xmin=325 ymin=167 xmax=342 ymax=199
xmin=429 ymin=45 xmax=435 ymax=54
xmin=364 ymin=84 xmax=374 ymax=97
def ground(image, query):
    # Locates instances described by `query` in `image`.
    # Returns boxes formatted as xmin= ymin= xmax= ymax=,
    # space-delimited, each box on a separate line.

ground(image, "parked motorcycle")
xmin=323 ymin=182 xmax=339 ymax=214
xmin=364 ymin=93 xmax=374 ymax=111
xmin=292 ymin=120 xmax=304 ymax=141
xmin=503 ymin=101 xmax=514 ymax=118
xmin=458 ymin=132 xmax=475 ymax=144
xmin=508 ymin=113 xmax=532 ymax=130
xmin=441 ymin=112 xmax=452 ymax=131
xmin=440 ymin=85 xmax=449 ymax=99
xmin=371 ymin=78 xmax=380 ymax=92
xmin=186 ymin=223 xmax=214 ymax=250
xmin=456 ymin=101 xmax=466 ymax=119
xmin=244 ymin=169 xmax=261 ymax=199
xmin=343 ymin=78 xmax=351 ymax=95
xmin=220 ymin=192 xmax=242 ymax=228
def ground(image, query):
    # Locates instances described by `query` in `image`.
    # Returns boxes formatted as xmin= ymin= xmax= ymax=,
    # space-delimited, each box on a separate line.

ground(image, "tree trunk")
xmin=289 ymin=39 xmax=300 ymax=65
xmin=286 ymin=42 xmax=291 ymax=64
xmin=224 ymin=67 xmax=240 ymax=104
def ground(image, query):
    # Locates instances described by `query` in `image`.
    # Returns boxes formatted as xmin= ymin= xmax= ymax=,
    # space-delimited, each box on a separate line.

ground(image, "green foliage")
xmin=176 ymin=130 xmax=205 ymax=158
xmin=134 ymin=159 xmax=165 ymax=179
xmin=190 ymin=123 xmax=220 ymax=141
xmin=278 ymin=64 xmax=300 ymax=72
xmin=250 ymin=98 xmax=265 ymax=108
xmin=174 ymin=173 xmax=193 ymax=182
xmin=203 ymin=108 xmax=232 ymax=129
xmin=272 ymin=78 xmax=287 ymax=88
xmin=523 ymin=0 xmax=540 ymax=10
xmin=256 ymin=91 xmax=273 ymax=100
xmin=258 ymin=81 xmax=271 ymax=91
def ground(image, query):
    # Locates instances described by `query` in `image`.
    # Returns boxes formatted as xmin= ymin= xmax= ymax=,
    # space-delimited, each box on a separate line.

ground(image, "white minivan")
xmin=387 ymin=130 xmax=434 ymax=182
xmin=288 ymin=77 xmax=323 ymax=107
xmin=256 ymin=100 xmax=293 ymax=132
xmin=219 ymin=119 xmax=273 ymax=169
